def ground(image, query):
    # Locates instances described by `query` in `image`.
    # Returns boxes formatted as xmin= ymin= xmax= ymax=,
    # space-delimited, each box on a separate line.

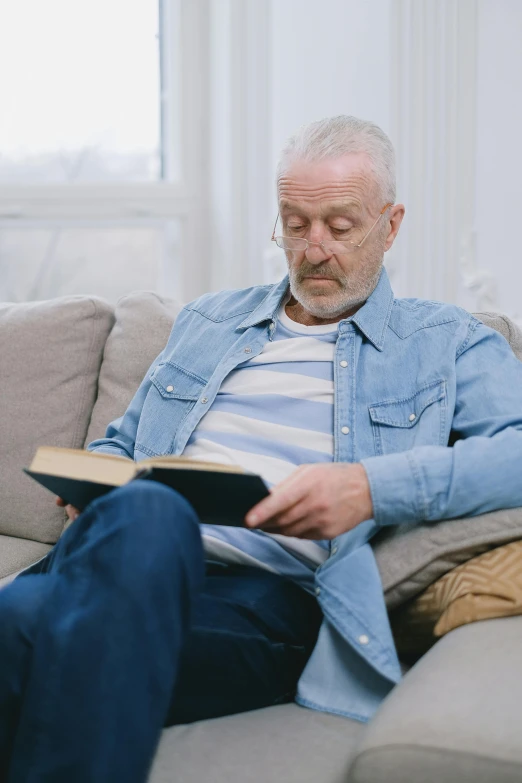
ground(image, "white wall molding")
xmin=390 ymin=0 xmax=483 ymax=307
xmin=175 ymin=0 xmax=211 ymax=301
xmin=208 ymin=0 xmax=273 ymax=293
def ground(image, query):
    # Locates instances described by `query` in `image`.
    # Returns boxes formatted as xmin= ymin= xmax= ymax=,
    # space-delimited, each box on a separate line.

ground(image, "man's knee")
xmin=77 ymin=482 xmax=205 ymax=588
xmin=89 ymin=482 xmax=199 ymax=543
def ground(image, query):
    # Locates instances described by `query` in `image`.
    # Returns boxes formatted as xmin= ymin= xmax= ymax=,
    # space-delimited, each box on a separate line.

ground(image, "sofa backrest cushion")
xmin=0 ymin=296 xmax=114 ymax=544
xmin=84 ymin=291 xmax=182 ymax=446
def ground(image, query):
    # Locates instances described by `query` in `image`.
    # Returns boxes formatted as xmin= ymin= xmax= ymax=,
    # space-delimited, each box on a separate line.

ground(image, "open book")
xmin=25 ymin=447 xmax=269 ymax=526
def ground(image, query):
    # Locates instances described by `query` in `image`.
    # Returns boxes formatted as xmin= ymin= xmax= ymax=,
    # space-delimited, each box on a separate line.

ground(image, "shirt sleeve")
xmin=361 ymin=318 xmax=522 ymax=526
xmin=86 ymin=349 xmax=165 ymax=460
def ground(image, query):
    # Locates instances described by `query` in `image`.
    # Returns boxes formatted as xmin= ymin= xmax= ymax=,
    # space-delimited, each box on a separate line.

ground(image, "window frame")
xmin=0 ymin=0 xmax=210 ymax=303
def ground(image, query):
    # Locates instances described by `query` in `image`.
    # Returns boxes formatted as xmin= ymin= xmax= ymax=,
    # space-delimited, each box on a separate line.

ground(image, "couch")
xmin=1 ymin=291 xmax=522 ymax=783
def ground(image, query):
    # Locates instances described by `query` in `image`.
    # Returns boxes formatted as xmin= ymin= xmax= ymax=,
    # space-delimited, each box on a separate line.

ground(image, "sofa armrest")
xmin=348 ymin=616 xmax=522 ymax=783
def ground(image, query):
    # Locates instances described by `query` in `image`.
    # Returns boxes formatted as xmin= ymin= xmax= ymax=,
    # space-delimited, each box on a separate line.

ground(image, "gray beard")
xmin=287 ymin=259 xmax=383 ymax=319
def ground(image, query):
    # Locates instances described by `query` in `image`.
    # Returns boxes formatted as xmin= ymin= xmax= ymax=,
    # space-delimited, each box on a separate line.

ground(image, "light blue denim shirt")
xmin=89 ymin=268 xmax=522 ymax=722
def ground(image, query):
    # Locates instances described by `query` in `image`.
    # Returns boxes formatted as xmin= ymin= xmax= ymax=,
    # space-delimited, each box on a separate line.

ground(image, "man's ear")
xmin=384 ymin=204 xmax=405 ymax=252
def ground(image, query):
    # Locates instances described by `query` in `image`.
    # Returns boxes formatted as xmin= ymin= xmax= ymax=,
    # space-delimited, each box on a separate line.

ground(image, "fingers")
xmin=265 ymin=499 xmax=310 ymax=530
xmin=55 ymin=497 xmax=66 ymax=507
xmin=246 ymin=468 xmax=311 ymax=527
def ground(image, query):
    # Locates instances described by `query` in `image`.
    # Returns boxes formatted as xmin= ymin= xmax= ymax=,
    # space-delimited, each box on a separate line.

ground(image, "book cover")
xmin=24 ymin=449 xmax=269 ymax=527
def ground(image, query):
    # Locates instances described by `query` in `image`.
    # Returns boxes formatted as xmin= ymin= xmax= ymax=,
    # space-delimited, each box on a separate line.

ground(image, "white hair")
xmin=276 ymin=115 xmax=396 ymax=203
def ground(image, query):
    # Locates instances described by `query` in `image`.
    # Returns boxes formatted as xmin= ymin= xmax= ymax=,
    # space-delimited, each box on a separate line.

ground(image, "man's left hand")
xmin=245 ymin=463 xmax=373 ymax=540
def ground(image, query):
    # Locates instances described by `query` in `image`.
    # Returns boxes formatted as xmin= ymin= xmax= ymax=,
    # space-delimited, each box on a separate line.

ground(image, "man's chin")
xmin=295 ymin=278 xmax=340 ymax=300
xmin=292 ymin=290 xmax=357 ymax=319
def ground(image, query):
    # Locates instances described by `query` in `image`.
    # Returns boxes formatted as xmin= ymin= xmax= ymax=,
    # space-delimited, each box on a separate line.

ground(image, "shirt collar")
xmin=350 ymin=267 xmax=394 ymax=351
xmin=237 ymin=276 xmax=290 ymax=329
xmin=237 ymin=267 xmax=394 ymax=351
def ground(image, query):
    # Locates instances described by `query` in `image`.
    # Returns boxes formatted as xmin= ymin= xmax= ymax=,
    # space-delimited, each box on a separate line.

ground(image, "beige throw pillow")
xmin=391 ymin=540 xmax=522 ymax=658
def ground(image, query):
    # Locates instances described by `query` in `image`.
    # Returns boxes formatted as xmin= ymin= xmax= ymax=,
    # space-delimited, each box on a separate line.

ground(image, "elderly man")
xmin=3 ymin=115 xmax=522 ymax=782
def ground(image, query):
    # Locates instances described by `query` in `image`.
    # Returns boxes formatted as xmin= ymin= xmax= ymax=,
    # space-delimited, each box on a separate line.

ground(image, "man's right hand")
xmin=56 ymin=496 xmax=80 ymax=522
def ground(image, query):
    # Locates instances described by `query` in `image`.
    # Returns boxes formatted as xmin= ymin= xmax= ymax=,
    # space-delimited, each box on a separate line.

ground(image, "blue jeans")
xmin=0 ymin=482 xmax=322 ymax=782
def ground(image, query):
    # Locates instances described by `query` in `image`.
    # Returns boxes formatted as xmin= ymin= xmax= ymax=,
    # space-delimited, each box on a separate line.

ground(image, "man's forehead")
xmin=277 ymin=154 xmax=377 ymax=212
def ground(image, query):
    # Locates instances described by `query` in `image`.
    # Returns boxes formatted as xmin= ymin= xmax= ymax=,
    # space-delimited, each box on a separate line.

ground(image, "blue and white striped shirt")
xmin=182 ymin=304 xmax=338 ymax=591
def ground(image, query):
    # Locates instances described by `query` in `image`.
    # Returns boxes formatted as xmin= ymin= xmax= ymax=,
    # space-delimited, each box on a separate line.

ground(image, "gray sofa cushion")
xmin=149 ymin=703 xmax=364 ymax=783
xmin=0 ymin=296 xmax=114 ymax=545
xmin=473 ymin=311 xmax=522 ymax=360
xmin=0 ymin=534 xmax=52 ymax=588
xmin=348 ymin=616 xmax=522 ymax=783
xmin=85 ymin=291 xmax=182 ymax=446
xmin=375 ymin=506 xmax=522 ymax=609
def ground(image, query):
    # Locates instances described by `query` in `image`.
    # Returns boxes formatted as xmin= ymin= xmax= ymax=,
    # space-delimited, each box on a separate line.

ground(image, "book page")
xmin=29 ymin=447 xmax=137 ymax=485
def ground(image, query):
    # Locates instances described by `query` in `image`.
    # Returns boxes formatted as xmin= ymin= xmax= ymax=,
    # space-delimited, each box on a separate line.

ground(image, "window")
xmin=0 ymin=0 xmax=203 ymax=304
xmin=0 ymin=0 xmax=161 ymax=185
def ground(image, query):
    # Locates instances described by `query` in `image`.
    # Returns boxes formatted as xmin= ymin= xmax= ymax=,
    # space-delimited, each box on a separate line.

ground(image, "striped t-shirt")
xmin=181 ymin=303 xmax=338 ymax=589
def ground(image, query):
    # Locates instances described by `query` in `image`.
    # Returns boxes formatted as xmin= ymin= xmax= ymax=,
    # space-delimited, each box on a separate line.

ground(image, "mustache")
xmin=293 ymin=263 xmax=347 ymax=283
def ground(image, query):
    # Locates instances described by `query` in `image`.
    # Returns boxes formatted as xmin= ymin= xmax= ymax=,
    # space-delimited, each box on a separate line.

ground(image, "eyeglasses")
xmin=271 ymin=203 xmax=393 ymax=255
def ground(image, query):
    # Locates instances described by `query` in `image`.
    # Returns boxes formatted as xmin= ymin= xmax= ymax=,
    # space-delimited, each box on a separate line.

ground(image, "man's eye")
xmin=287 ymin=225 xmax=305 ymax=232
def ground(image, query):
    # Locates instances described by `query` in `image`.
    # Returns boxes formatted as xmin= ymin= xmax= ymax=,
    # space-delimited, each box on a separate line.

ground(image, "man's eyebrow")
xmin=279 ymin=200 xmax=362 ymax=215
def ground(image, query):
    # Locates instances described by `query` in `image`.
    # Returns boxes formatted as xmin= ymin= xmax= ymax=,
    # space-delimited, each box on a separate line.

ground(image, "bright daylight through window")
xmin=0 ymin=0 xmax=182 ymax=303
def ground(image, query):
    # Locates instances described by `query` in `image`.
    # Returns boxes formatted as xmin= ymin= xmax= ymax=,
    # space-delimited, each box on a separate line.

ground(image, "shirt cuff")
xmin=360 ymin=451 xmax=427 ymax=526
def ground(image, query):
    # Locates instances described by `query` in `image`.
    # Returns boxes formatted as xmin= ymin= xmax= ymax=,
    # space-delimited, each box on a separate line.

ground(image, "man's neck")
xmin=284 ymin=297 xmax=362 ymax=327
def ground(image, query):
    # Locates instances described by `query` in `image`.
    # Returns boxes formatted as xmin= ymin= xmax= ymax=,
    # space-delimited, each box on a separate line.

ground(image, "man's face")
xmin=278 ymin=153 xmax=401 ymax=320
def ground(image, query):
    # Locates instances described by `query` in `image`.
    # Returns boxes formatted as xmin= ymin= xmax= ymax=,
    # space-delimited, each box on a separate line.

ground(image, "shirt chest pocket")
xmin=369 ymin=379 xmax=447 ymax=456
xmin=136 ymin=363 xmax=207 ymax=457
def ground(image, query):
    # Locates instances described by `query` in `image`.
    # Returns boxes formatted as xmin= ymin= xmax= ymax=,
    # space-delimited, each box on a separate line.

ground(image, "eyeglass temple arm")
xmin=271 ymin=214 xmax=279 ymax=242
xmin=357 ymin=202 xmax=394 ymax=247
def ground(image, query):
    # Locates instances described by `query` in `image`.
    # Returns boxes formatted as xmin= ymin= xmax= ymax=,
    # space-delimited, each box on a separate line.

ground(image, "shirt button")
xmin=315 ymin=587 xmax=321 ymax=596
xmin=244 ymin=347 xmax=252 ymax=354
xmin=409 ymin=413 xmax=416 ymax=421
xmin=358 ymin=634 xmax=369 ymax=645
xmin=166 ymin=385 xmax=174 ymax=392
xmin=331 ymin=545 xmax=338 ymax=555
xmin=201 ymin=397 xmax=208 ymax=404
xmin=340 ymin=360 xmax=348 ymax=367
xmin=341 ymin=426 xmax=350 ymax=435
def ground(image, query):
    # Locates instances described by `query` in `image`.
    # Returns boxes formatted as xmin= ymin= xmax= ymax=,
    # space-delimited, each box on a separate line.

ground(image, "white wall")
xmin=270 ymin=0 xmax=392 ymax=166
xmin=473 ymin=0 xmax=522 ymax=321
xmin=207 ymin=0 xmax=522 ymax=324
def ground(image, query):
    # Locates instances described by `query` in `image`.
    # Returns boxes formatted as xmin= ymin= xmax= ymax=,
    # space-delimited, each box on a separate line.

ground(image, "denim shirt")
xmin=89 ymin=268 xmax=522 ymax=722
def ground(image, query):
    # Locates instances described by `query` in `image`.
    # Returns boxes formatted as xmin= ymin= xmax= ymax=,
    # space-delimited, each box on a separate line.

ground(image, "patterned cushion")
xmin=391 ymin=541 xmax=522 ymax=658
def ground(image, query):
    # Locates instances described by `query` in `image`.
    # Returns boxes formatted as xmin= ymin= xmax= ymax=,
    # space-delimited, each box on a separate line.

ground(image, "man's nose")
xmin=305 ymin=240 xmax=331 ymax=263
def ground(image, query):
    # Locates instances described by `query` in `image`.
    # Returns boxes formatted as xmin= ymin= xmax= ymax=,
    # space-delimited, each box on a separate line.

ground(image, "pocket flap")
xmin=150 ymin=363 xmax=206 ymax=401
xmin=369 ymin=380 xmax=446 ymax=428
